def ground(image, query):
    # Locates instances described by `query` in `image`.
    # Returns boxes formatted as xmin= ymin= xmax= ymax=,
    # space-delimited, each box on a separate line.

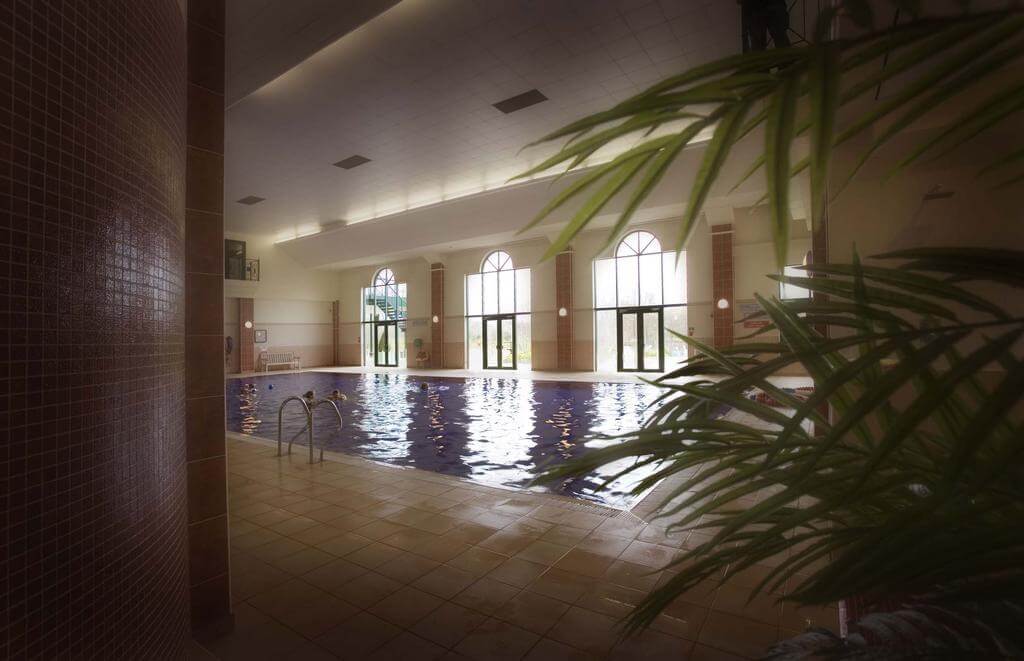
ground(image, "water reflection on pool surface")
xmin=226 ymin=372 xmax=662 ymax=509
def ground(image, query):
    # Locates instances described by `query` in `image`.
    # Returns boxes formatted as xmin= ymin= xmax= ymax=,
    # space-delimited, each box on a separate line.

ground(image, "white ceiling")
xmin=226 ymin=0 xmax=400 ymax=105
xmin=225 ymin=0 xmax=741 ymax=241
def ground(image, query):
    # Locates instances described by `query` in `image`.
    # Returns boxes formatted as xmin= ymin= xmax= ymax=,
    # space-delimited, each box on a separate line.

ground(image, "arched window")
xmin=361 ymin=267 xmax=407 ymax=367
xmin=465 ymin=250 xmax=531 ymax=370
xmin=593 ymin=230 xmax=687 ymax=373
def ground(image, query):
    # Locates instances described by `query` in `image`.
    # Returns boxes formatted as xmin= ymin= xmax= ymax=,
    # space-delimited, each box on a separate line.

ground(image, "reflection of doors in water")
xmin=374 ymin=321 xmax=399 ymax=366
xmin=617 ymin=307 xmax=663 ymax=372
xmin=483 ymin=314 xmax=516 ymax=369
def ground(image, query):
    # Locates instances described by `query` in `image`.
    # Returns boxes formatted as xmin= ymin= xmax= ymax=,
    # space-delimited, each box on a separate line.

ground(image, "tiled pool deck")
xmin=191 ymin=435 xmax=838 ymax=660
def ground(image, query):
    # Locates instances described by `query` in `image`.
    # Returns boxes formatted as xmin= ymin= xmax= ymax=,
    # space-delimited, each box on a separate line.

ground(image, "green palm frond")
xmin=515 ymin=5 xmax=1024 ymax=268
xmin=534 ymin=249 xmax=1024 ymax=640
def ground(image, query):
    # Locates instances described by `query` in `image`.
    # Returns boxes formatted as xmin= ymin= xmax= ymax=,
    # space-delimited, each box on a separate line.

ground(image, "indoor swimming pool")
xmin=226 ymin=372 xmax=663 ymax=509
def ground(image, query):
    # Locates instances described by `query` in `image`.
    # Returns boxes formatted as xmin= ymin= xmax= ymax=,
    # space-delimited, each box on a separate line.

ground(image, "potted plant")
xmin=524 ymin=2 xmax=1024 ymax=657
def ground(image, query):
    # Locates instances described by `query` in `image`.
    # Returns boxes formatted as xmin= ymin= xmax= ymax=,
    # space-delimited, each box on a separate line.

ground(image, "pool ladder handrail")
xmin=276 ymin=396 xmax=343 ymax=464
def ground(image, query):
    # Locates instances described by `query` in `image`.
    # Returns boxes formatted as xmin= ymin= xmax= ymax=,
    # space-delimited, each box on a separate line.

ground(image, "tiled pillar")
xmin=431 ymin=263 xmax=445 ymax=368
xmin=332 ymin=300 xmax=341 ymax=365
xmin=238 ymin=298 xmax=255 ymax=371
xmin=555 ymin=249 xmax=574 ymax=371
xmin=711 ymin=224 xmax=734 ymax=349
xmin=185 ymin=0 xmax=232 ymax=638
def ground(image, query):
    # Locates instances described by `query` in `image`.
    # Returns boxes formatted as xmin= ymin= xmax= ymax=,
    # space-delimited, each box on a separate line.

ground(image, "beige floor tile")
xmin=479 ymin=529 xmax=540 ymax=555
xmin=302 ymin=557 xmax=368 ymax=593
xmin=446 ymin=546 xmax=508 ymax=576
xmin=414 ymin=564 xmax=479 ymax=599
xmin=546 ymin=606 xmax=620 ymax=655
xmin=603 ymin=560 xmax=662 ymax=592
xmin=267 ymin=515 xmax=321 ymax=537
xmin=505 ymin=518 xmax=554 ymax=537
xmin=331 ymin=571 xmax=403 ymax=608
xmin=366 ymin=631 xmax=447 ymax=661
xmin=271 ymin=593 xmax=360 ymax=638
xmin=698 ymin=611 xmax=778 ymax=659
xmin=345 ymin=541 xmax=404 ymax=569
xmin=651 ymin=599 xmax=707 ymax=641
xmin=231 ymin=564 xmax=292 ymax=602
xmin=315 ymin=612 xmax=402 ymax=660
xmin=487 ymin=558 xmax=548 ymax=588
xmin=608 ymin=628 xmax=693 ymax=660
xmin=493 ymin=590 xmax=570 ymax=635
xmin=248 ymin=579 xmax=330 ymax=620
xmin=204 ymin=617 xmax=308 ymax=661
xmin=375 ymin=551 xmax=441 ymax=583
xmin=446 ymin=521 xmax=503 ymax=545
xmin=523 ymin=638 xmax=596 ymax=661
xmin=618 ymin=540 xmax=679 ymax=569
xmin=272 ymin=547 xmax=337 ymax=576
xmin=228 ymin=520 xmax=260 ymax=538
xmin=351 ymin=519 xmax=409 ymax=541
xmin=380 ymin=526 xmax=438 ymax=552
xmin=250 ymin=537 xmax=310 ymax=563
xmin=248 ymin=508 xmax=297 ymax=528
xmin=324 ymin=511 xmax=375 ymax=531
xmin=412 ymin=602 xmax=489 ymax=648
xmin=313 ymin=532 xmax=373 ymax=557
xmin=515 ymin=540 xmax=571 ymax=566
xmin=413 ymin=535 xmax=472 ymax=563
xmin=552 ymin=549 xmax=615 ymax=578
xmin=575 ymin=582 xmax=645 ymax=618
xmin=452 ymin=576 xmax=520 ymax=615
xmin=539 ymin=525 xmax=590 ymax=547
xmin=574 ymin=532 xmax=631 ymax=559
xmin=231 ymin=527 xmax=284 ymax=551
xmin=711 ymin=583 xmax=783 ymax=626
xmin=688 ymin=643 xmax=747 ymax=660
xmin=591 ymin=517 xmax=646 ymax=540
xmin=289 ymin=523 xmax=347 ymax=546
xmin=278 ymin=642 xmax=338 ymax=661
xmin=454 ymin=617 xmax=541 ymax=661
xmin=368 ymin=585 xmax=445 ymax=628
xmin=525 ymin=568 xmax=590 ymax=604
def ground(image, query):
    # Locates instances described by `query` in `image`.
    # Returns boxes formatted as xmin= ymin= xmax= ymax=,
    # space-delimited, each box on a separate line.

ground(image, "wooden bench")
xmin=260 ymin=351 xmax=301 ymax=372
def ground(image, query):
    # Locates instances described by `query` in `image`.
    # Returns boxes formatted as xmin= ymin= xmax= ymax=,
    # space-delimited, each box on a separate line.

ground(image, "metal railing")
xmin=276 ymin=395 xmax=343 ymax=464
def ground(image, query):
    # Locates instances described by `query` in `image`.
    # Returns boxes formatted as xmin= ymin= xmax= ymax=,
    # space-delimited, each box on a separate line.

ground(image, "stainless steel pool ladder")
xmin=276 ymin=396 xmax=343 ymax=464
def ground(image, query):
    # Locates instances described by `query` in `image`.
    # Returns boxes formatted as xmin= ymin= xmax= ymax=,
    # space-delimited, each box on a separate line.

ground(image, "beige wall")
xmin=324 ymin=214 xmax=808 ymax=373
xmin=225 ymin=297 xmax=335 ymax=371
xmin=224 ymin=231 xmax=339 ymax=301
xmin=336 ymin=257 xmax=433 ymax=366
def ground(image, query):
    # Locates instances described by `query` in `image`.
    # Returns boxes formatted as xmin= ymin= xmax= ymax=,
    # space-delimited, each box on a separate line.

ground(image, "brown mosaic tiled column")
xmin=711 ymin=224 xmax=734 ymax=349
xmin=238 ymin=298 xmax=255 ymax=372
xmin=556 ymin=249 xmax=574 ymax=371
xmin=185 ymin=0 xmax=232 ymax=637
xmin=0 ymin=1 xmax=191 ymax=657
xmin=431 ymin=263 xmax=445 ymax=368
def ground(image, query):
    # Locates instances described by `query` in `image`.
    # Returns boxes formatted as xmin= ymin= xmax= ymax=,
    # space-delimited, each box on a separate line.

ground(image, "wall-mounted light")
xmin=244 ymin=320 xmax=253 ymax=329
xmin=716 ymin=298 xmax=730 ymax=310
xmin=558 ymin=307 xmax=568 ymax=317
xmin=432 ymin=315 xmax=439 ymax=323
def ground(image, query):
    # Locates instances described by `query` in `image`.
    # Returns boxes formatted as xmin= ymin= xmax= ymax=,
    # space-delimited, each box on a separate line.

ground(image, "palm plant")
xmin=540 ymin=248 xmax=1024 ymax=656
xmin=517 ymin=2 xmax=1024 ymax=266
xmin=523 ymin=1 xmax=1024 ymax=657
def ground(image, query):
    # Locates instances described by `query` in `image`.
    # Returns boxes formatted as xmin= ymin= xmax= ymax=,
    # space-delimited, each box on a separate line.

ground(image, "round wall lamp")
xmin=716 ymin=298 xmax=730 ymax=310
xmin=244 ymin=320 xmax=253 ymax=329
xmin=432 ymin=315 xmax=439 ymax=323
xmin=558 ymin=307 xmax=568 ymax=317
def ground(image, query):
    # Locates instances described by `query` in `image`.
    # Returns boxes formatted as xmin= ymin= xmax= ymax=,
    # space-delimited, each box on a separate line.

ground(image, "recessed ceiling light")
xmin=493 ymin=89 xmax=547 ymax=114
xmin=236 ymin=195 xmax=266 ymax=205
xmin=333 ymin=155 xmax=372 ymax=169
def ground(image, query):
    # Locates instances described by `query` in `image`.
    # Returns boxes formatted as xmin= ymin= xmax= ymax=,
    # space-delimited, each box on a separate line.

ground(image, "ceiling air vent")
xmin=333 ymin=155 xmax=372 ymax=169
xmin=493 ymin=89 xmax=547 ymax=114
xmin=236 ymin=195 xmax=266 ymax=205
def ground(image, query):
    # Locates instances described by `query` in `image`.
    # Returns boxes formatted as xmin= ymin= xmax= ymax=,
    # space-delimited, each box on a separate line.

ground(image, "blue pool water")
xmin=226 ymin=372 xmax=663 ymax=509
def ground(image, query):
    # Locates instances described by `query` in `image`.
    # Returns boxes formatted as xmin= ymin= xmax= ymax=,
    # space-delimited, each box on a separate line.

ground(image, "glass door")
xmin=374 ymin=321 xmax=399 ymax=367
xmin=483 ymin=314 xmax=516 ymax=369
xmin=617 ymin=307 xmax=663 ymax=372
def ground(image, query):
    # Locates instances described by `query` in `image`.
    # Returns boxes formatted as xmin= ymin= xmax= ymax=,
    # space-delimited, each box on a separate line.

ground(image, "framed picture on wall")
xmin=254 ymin=329 xmax=267 ymax=343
